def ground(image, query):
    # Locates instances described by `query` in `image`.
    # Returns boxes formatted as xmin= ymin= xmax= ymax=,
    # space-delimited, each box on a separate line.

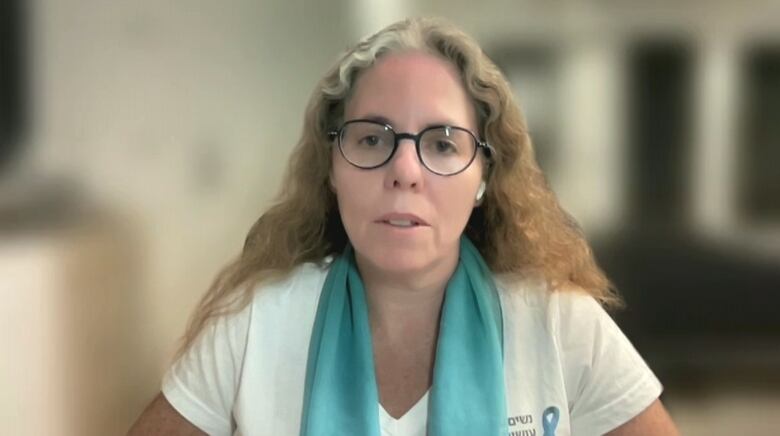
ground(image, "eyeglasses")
xmin=327 ymin=119 xmax=494 ymax=176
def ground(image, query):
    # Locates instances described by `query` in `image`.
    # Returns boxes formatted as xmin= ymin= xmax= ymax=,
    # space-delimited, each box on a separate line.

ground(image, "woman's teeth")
xmin=386 ymin=219 xmax=416 ymax=227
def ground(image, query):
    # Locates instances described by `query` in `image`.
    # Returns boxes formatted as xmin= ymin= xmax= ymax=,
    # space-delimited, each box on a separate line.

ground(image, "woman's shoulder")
xmin=493 ymin=272 xmax=611 ymax=343
xmin=182 ymin=260 xmax=332 ymax=349
xmin=247 ymin=258 xmax=332 ymax=305
xmin=494 ymin=272 xmax=599 ymax=314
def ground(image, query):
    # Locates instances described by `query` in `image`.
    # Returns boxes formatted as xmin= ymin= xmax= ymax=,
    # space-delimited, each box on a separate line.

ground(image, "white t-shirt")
xmin=162 ymin=261 xmax=662 ymax=436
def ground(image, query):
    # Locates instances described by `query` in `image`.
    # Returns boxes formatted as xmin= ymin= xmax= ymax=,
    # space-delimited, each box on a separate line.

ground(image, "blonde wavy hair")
xmin=172 ymin=17 xmax=620 ymax=362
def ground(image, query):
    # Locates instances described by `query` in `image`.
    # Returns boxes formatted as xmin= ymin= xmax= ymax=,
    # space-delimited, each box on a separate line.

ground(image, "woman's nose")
xmin=384 ymin=138 xmax=424 ymax=190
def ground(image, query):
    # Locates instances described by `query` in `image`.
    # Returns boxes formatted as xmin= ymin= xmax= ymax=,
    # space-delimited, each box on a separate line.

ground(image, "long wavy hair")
xmin=172 ymin=17 xmax=620 ymax=362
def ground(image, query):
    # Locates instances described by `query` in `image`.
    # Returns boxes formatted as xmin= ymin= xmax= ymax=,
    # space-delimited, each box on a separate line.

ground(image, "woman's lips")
xmin=379 ymin=219 xmax=422 ymax=228
xmin=375 ymin=212 xmax=429 ymax=226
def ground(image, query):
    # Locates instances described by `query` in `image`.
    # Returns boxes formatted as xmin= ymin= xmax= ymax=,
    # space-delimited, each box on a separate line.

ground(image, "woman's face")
xmin=330 ymin=51 xmax=485 ymax=277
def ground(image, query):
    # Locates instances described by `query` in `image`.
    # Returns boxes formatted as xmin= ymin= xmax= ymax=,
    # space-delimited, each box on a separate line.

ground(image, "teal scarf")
xmin=300 ymin=236 xmax=507 ymax=435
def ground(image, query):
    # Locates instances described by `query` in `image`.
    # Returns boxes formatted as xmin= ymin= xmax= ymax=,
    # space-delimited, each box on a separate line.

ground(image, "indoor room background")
xmin=1 ymin=1 xmax=778 ymax=435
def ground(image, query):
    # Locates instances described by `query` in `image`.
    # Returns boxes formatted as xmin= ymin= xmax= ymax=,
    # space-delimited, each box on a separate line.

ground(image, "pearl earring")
xmin=475 ymin=181 xmax=486 ymax=202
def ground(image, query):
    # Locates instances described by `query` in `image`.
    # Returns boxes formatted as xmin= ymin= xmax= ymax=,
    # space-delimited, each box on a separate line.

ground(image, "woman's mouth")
xmin=382 ymin=219 xmax=421 ymax=228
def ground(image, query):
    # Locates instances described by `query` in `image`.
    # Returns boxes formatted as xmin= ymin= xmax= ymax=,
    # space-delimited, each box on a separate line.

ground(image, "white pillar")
xmin=348 ymin=0 xmax=411 ymax=41
xmin=691 ymin=38 xmax=740 ymax=237
xmin=556 ymin=40 xmax=626 ymax=236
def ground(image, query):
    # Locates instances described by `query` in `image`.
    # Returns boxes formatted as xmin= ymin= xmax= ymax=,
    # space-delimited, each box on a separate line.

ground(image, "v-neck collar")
xmin=378 ymin=390 xmax=430 ymax=435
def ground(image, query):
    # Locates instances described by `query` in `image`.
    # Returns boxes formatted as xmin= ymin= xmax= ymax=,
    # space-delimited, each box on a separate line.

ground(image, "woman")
xmin=129 ymin=17 xmax=679 ymax=436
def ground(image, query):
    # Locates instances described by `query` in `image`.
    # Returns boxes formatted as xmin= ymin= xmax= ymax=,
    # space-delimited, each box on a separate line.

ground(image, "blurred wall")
xmin=4 ymin=1 xmax=351 ymax=434
xmin=30 ymin=0 xmax=352 ymax=368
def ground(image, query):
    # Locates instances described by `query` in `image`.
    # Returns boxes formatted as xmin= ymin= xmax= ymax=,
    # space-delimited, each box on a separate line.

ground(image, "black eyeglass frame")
xmin=327 ymin=119 xmax=495 ymax=176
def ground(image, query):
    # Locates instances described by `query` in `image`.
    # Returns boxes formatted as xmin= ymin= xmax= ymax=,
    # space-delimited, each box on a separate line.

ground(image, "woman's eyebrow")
xmin=358 ymin=113 xmax=464 ymax=130
xmin=360 ymin=114 xmax=395 ymax=125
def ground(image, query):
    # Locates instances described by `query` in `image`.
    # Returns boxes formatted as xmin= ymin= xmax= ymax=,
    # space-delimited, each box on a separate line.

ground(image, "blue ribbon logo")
xmin=542 ymin=406 xmax=560 ymax=436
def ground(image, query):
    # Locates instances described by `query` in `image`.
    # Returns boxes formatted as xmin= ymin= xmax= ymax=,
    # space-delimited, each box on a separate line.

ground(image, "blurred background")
xmin=1 ymin=0 xmax=778 ymax=435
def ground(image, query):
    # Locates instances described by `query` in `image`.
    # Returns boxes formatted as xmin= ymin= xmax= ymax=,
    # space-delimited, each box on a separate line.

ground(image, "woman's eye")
xmin=360 ymin=135 xmax=381 ymax=146
xmin=435 ymin=141 xmax=457 ymax=153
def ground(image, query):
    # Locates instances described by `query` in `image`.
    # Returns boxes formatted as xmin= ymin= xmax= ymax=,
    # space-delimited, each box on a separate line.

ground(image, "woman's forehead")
xmin=344 ymin=52 xmax=477 ymax=130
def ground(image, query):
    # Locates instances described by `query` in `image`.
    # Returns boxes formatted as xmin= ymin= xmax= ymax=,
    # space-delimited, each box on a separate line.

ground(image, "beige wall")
xmin=6 ymin=1 xmax=350 ymax=434
xmin=30 ymin=0 xmax=352 ymax=365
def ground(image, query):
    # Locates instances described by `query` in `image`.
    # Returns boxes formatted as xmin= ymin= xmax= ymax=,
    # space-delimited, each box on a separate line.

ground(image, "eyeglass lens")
xmin=339 ymin=121 xmax=477 ymax=175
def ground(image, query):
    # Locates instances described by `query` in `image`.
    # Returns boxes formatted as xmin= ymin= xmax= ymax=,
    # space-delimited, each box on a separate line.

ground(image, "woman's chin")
xmin=356 ymin=248 xmax=432 ymax=276
xmin=375 ymin=254 xmax=427 ymax=273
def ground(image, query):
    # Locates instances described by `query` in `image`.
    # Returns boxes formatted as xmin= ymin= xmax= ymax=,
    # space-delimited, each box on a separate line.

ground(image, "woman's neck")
xmin=355 ymin=249 xmax=459 ymax=342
